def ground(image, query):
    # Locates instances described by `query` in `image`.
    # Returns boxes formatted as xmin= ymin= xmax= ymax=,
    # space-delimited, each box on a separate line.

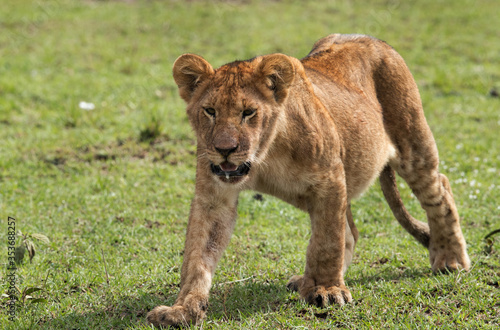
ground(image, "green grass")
xmin=1 ymin=0 xmax=499 ymax=328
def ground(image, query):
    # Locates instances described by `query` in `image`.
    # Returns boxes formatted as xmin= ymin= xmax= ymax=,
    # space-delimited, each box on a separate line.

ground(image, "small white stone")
xmin=79 ymin=101 xmax=95 ymax=110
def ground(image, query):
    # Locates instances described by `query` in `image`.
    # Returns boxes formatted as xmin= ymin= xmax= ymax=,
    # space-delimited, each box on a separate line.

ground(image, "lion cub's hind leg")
xmin=372 ymin=37 xmax=470 ymax=272
xmin=344 ymin=204 xmax=358 ymax=274
xmin=395 ymin=155 xmax=470 ymax=272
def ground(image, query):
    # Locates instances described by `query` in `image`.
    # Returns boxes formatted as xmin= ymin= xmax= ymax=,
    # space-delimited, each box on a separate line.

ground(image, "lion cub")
xmin=147 ymin=34 xmax=470 ymax=327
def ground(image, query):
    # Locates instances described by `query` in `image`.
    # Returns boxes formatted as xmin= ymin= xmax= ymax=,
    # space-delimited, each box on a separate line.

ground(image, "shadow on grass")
xmin=348 ymin=266 xmax=432 ymax=286
xmin=37 ymin=291 xmax=173 ymax=328
xmin=208 ymin=281 xmax=294 ymax=321
xmin=39 ymin=267 xmax=433 ymax=328
xmin=38 ymin=281 xmax=292 ymax=328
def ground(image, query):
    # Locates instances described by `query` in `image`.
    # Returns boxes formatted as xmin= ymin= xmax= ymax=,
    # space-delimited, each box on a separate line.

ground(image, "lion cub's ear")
xmin=254 ymin=54 xmax=295 ymax=104
xmin=173 ymin=54 xmax=214 ymax=103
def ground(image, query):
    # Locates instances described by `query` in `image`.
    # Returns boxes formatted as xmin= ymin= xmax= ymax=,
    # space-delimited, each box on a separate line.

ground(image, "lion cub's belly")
xmin=339 ymin=106 xmax=397 ymax=200
xmin=345 ymin=140 xmax=396 ymax=199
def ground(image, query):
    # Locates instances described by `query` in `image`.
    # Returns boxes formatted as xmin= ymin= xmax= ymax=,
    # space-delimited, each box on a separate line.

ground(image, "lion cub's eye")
xmin=242 ymin=108 xmax=256 ymax=118
xmin=203 ymin=107 xmax=216 ymax=117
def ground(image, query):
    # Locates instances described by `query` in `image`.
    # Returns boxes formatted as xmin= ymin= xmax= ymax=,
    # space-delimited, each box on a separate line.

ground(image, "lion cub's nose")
xmin=215 ymin=145 xmax=238 ymax=158
xmin=214 ymin=131 xmax=239 ymax=158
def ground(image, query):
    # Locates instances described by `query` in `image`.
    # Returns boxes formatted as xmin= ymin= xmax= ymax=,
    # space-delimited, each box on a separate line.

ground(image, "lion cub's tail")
xmin=379 ymin=166 xmax=431 ymax=248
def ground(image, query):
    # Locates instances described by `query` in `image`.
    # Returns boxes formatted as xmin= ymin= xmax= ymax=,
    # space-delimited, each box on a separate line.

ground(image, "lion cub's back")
xmin=301 ymin=34 xmax=389 ymax=93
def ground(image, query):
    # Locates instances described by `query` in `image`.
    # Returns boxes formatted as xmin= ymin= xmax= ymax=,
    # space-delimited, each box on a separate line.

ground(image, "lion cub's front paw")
xmin=287 ymin=275 xmax=352 ymax=308
xmin=147 ymin=304 xmax=206 ymax=328
xmin=304 ymin=285 xmax=352 ymax=307
xmin=146 ymin=305 xmax=189 ymax=328
xmin=286 ymin=275 xmax=304 ymax=292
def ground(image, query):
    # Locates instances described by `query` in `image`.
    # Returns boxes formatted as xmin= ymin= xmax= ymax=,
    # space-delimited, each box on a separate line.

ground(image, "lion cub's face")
xmin=173 ymin=54 xmax=296 ymax=184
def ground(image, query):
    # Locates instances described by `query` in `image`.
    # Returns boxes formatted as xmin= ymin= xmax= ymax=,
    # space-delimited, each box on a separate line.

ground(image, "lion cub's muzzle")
xmin=210 ymin=161 xmax=251 ymax=181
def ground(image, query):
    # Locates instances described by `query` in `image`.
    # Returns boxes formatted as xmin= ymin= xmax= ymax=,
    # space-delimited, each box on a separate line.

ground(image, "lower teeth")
xmin=225 ymin=173 xmax=230 ymax=180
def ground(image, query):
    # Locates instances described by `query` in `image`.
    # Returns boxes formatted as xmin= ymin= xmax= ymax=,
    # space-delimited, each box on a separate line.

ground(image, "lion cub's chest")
xmin=249 ymin=153 xmax=322 ymax=211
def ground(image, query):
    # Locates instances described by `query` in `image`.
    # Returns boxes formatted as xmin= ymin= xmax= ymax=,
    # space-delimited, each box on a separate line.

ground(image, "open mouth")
xmin=210 ymin=161 xmax=251 ymax=179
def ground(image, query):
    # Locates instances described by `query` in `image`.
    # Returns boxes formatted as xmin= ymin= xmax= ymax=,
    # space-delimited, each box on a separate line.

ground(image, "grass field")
xmin=1 ymin=0 xmax=499 ymax=328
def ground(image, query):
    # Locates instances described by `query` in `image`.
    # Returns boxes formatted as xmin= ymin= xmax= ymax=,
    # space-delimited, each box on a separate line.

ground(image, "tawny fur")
xmin=147 ymin=34 xmax=470 ymax=327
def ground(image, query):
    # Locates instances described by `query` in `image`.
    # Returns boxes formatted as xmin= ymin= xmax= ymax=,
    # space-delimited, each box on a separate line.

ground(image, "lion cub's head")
xmin=173 ymin=54 xmax=296 ymax=184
